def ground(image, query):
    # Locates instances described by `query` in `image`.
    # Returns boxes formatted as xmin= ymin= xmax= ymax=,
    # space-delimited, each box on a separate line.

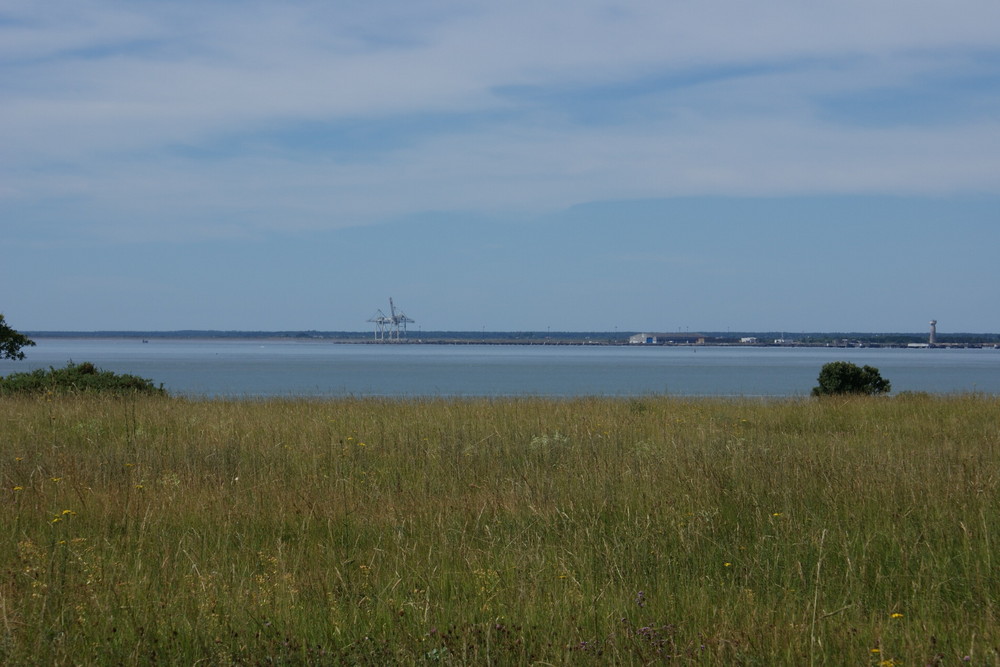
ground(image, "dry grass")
xmin=1 ymin=394 xmax=998 ymax=664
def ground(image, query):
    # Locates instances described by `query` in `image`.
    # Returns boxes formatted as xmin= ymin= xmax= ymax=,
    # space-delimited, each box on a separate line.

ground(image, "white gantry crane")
xmin=367 ymin=297 xmax=415 ymax=342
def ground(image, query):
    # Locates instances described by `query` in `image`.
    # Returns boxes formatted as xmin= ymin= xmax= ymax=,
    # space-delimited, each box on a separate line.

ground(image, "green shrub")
xmin=811 ymin=360 xmax=891 ymax=396
xmin=0 ymin=361 xmax=165 ymax=396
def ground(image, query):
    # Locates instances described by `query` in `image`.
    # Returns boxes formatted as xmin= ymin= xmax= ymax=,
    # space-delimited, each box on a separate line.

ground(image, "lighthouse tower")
xmin=929 ymin=320 xmax=937 ymax=346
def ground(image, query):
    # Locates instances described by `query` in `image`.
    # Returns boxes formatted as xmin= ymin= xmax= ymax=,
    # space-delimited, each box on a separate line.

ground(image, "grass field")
xmin=1 ymin=394 xmax=998 ymax=664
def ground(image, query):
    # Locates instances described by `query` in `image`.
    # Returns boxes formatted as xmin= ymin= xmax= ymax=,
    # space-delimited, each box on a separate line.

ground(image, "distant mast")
xmin=929 ymin=320 xmax=937 ymax=346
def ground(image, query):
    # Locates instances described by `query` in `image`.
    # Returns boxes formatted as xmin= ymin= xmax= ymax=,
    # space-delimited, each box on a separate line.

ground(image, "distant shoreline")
xmin=23 ymin=330 xmax=1000 ymax=349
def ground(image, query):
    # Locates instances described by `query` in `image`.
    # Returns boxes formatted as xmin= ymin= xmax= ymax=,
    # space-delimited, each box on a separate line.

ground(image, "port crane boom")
xmin=367 ymin=297 xmax=414 ymax=341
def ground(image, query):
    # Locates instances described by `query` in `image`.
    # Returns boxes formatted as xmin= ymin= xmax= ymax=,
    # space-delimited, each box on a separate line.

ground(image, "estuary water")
xmin=2 ymin=338 xmax=999 ymax=398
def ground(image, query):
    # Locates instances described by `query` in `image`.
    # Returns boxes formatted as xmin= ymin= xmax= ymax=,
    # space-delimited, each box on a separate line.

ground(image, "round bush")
xmin=812 ymin=361 xmax=891 ymax=396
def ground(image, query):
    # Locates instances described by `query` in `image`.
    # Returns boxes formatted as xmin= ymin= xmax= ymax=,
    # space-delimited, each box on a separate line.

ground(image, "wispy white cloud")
xmin=3 ymin=0 xmax=1000 ymax=242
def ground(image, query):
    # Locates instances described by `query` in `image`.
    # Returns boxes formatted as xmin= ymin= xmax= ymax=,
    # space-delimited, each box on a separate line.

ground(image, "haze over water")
xmin=4 ymin=338 xmax=999 ymax=398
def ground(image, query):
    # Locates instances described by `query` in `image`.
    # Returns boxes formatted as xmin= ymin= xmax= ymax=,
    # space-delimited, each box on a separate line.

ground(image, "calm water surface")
xmin=3 ymin=338 xmax=999 ymax=398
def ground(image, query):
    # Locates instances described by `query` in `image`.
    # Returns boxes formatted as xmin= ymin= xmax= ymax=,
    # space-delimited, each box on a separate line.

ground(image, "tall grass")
xmin=1 ymin=394 xmax=998 ymax=664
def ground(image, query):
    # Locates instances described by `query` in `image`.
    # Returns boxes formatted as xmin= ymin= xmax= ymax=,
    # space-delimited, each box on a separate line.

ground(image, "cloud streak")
xmin=3 ymin=0 xmax=1000 ymax=241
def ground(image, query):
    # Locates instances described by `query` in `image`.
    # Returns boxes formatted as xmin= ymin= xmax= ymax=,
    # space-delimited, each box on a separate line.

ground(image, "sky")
xmin=3 ymin=0 xmax=1000 ymax=333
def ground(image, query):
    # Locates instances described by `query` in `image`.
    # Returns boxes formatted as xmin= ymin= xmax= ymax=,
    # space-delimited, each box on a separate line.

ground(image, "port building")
xmin=629 ymin=333 xmax=707 ymax=345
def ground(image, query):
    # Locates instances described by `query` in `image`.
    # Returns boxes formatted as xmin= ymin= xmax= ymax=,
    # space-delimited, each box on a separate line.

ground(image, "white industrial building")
xmin=629 ymin=333 xmax=707 ymax=345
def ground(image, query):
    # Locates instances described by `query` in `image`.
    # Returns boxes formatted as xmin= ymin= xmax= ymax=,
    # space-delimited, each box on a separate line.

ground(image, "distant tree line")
xmin=17 ymin=328 xmax=1000 ymax=346
xmin=795 ymin=333 xmax=1000 ymax=345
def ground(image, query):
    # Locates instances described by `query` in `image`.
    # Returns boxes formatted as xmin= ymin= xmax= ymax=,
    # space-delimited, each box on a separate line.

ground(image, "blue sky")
xmin=3 ymin=1 xmax=999 ymax=332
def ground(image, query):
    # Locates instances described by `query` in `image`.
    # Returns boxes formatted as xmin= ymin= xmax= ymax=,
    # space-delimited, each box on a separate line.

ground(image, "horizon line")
xmin=21 ymin=329 xmax=999 ymax=337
